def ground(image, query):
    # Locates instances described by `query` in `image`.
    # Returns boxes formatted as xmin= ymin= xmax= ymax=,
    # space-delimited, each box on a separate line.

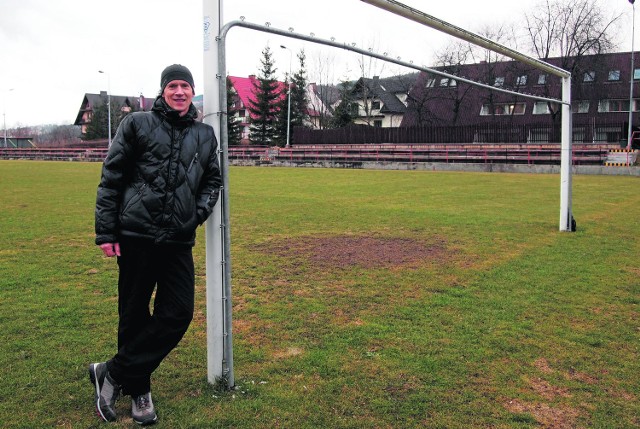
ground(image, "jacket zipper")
xmin=188 ymin=152 xmax=199 ymax=172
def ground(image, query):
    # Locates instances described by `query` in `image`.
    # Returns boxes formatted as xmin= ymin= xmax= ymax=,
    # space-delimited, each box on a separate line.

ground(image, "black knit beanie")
xmin=160 ymin=64 xmax=195 ymax=92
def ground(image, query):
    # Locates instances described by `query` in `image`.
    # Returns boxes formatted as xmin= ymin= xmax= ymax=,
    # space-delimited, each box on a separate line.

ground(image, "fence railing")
xmin=226 ymin=143 xmax=615 ymax=166
xmin=0 ymin=143 xmax=617 ymax=166
xmin=0 ymin=147 xmax=108 ymax=161
xmin=292 ymin=122 xmax=631 ymax=145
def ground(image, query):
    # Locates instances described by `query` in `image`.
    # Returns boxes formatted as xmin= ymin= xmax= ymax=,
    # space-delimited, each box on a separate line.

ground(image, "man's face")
xmin=162 ymin=80 xmax=194 ymax=116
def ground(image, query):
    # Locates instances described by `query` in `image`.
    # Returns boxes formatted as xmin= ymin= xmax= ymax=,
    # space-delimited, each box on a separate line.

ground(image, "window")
xmin=480 ymin=102 xmax=526 ymax=116
xmin=533 ymin=102 xmax=559 ymax=115
xmin=572 ymin=101 xmax=590 ymax=114
xmin=436 ymin=77 xmax=457 ymax=87
xmin=537 ymin=74 xmax=547 ymax=85
xmin=494 ymin=77 xmax=505 ymax=87
xmin=598 ymin=99 xmax=631 ymax=112
xmin=634 ymin=69 xmax=640 ymax=80
xmin=516 ymin=75 xmax=527 ymax=86
xmin=583 ymin=71 xmax=596 ymax=82
xmin=534 ymin=101 xmax=588 ymax=114
xmin=608 ymin=70 xmax=621 ymax=81
xmin=350 ymin=103 xmax=359 ymax=115
xmin=372 ymin=101 xmax=381 ymax=110
xmin=425 ymin=78 xmax=436 ymax=88
xmin=373 ymin=120 xmax=383 ymax=128
xmin=238 ymin=109 xmax=246 ymax=118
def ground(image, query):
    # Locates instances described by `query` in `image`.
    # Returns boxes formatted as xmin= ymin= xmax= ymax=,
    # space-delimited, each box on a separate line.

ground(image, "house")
xmin=226 ymin=75 xmax=334 ymax=143
xmin=402 ymin=51 xmax=640 ymax=143
xmin=347 ymin=73 xmax=419 ymax=128
xmin=306 ymin=82 xmax=340 ymax=129
xmin=227 ymin=75 xmax=286 ymax=144
xmin=74 ymin=92 xmax=152 ymax=135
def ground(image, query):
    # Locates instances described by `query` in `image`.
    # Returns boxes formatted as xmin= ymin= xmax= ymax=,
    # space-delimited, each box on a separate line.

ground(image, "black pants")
xmin=106 ymin=238 xmax=195 ymax=396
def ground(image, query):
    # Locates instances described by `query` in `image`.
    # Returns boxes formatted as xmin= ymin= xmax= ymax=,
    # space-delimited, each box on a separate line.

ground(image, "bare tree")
xmin=468 ymin=24 xmax=528 ymax=125
xmin=432 ymin=40 xmax=477 ymax=126
xmin=308 ymin=50 xmax=339 ymax=130
xmin=524 ymin=0 xmax=622 ymax=125
xmin=525 ymin=0 xmax=622 ymax=72
xmin=356 ymin=41 xmax=388 ymax=126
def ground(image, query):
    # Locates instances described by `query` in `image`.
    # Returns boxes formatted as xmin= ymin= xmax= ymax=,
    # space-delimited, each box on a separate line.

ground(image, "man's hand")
xmin=99 ymin=242 xmax=121 ymax=257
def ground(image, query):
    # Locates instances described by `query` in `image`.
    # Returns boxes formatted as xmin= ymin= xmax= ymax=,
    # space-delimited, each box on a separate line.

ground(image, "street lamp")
xmin=98 ymin=70 xmax=112 ymax=148
xmin=280 ymin=45 xmax=292 ymax=148
xmin=3 ymin=88 xmax=14 ymax=148
xmin=628 ymin=0 xmax=636 ymax=149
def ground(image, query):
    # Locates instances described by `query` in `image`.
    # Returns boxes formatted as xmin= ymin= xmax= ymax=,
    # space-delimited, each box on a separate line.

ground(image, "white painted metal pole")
xmin=628 ymin=2 xmax=636 ymax=149
xmin=560 ymin=76 xmax=573 ymax=232
xmin=2 ymin=89 xmax=12 ymax=148
xmin=280 ymin=45 xmax=292 ymax=148
xmin=203 ymin=0 xmax=225 ymax=384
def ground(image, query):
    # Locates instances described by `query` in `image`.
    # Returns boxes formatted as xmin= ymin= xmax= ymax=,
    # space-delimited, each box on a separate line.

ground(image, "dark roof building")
xmin=74 ymin=92 xmax=153 ymax=134
xmin=349 ymin=72 xmax=419 ymax=127
xmin=402 ymin=51 xmax=640 ymax=143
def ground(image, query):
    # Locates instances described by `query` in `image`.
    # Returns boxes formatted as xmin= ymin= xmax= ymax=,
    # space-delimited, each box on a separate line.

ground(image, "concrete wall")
xmin=229 ymin=159 xmax=640 ymax=176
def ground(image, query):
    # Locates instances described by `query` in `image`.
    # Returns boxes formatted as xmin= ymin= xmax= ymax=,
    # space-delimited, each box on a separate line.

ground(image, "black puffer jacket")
xmin=95 ymin=97 xmax=222 ymax=246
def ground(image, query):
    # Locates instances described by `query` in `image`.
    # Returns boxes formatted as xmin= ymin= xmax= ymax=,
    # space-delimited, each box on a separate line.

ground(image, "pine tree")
xmin=83 ymin=100 xmax=109 ymax=140
xmin=329 ymin=80 xmax=356 ymax=128
xmin=289 ymin=50 xmax=310 ymax=143
xmin=226 ymin=77 xmax=242 ymax=146
xmin=248 ymin=46 xmax=282 ymax=145
xmin=83 ymin=95 xmax=135 ymax=141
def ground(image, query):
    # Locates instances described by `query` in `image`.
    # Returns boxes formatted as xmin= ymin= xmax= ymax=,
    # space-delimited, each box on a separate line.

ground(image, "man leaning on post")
xmin=90 ymin=64 xmax=222 ymax=425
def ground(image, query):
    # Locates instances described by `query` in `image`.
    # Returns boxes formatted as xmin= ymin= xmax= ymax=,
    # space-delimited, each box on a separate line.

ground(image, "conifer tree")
xmin=248 ymin=46 xmax=281 ymax=145
xmin=329 ymin=80 xmax=356 ymax=128
xmin=290 ymin=50 xmax=310 ymax=140
xmin=226 ymin=77 xmax=242 ymax=146
xmin=83 ymin=95 xmax=135 ymax=141
xmin=83 ymin=102 xmax=109 ymax=140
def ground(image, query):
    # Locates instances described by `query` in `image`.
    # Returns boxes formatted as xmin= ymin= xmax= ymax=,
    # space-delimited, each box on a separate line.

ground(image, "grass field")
xmin=0 ymin=160 xmax=638 ymax=428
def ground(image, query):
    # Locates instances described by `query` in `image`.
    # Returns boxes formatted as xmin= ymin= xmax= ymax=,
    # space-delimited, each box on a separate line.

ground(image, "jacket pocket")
xmin=121 ymin=183 xmax=147 ymax=215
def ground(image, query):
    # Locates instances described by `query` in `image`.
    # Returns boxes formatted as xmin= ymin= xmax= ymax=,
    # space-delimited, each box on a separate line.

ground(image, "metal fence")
xmin=225 ymin=143 xmax=614 ymax=166
xmin=292 ymin=122 xmax=630 ymax=145
xmin=0 ymin=142 xmax=617 ymax=166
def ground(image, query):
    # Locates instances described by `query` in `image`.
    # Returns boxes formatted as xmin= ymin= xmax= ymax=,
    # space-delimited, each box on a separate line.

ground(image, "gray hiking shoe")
xmin=131 ymin=392 xmax=157 ymax=426
xmin=88 ymin=362 xmax=120 ymax=422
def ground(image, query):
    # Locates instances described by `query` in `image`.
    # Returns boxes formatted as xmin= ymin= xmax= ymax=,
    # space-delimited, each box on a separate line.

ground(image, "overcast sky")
xmin=0 ymin=0 xmax=633 ymax=127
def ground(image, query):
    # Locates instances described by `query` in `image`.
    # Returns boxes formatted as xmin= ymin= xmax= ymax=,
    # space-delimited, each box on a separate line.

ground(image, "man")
xmin=91 ymin=64 xmax=222 ymax=425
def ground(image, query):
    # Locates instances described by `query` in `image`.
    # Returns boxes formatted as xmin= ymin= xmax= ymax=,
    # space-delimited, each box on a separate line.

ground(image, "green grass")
xmin=0 ymin=160 xmax=638 ymax=428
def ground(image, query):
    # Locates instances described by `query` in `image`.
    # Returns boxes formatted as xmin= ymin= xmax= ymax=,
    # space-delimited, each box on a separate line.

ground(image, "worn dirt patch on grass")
xmin=533 ymin=358 xmax=554 ymax=374
xmin=505 ymin=399 xmax=580 ymax=429
xmin=526 ymin=376 xmax=572 ymax=400
xmin=259 ymin=235 xmax=448 ymax=270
